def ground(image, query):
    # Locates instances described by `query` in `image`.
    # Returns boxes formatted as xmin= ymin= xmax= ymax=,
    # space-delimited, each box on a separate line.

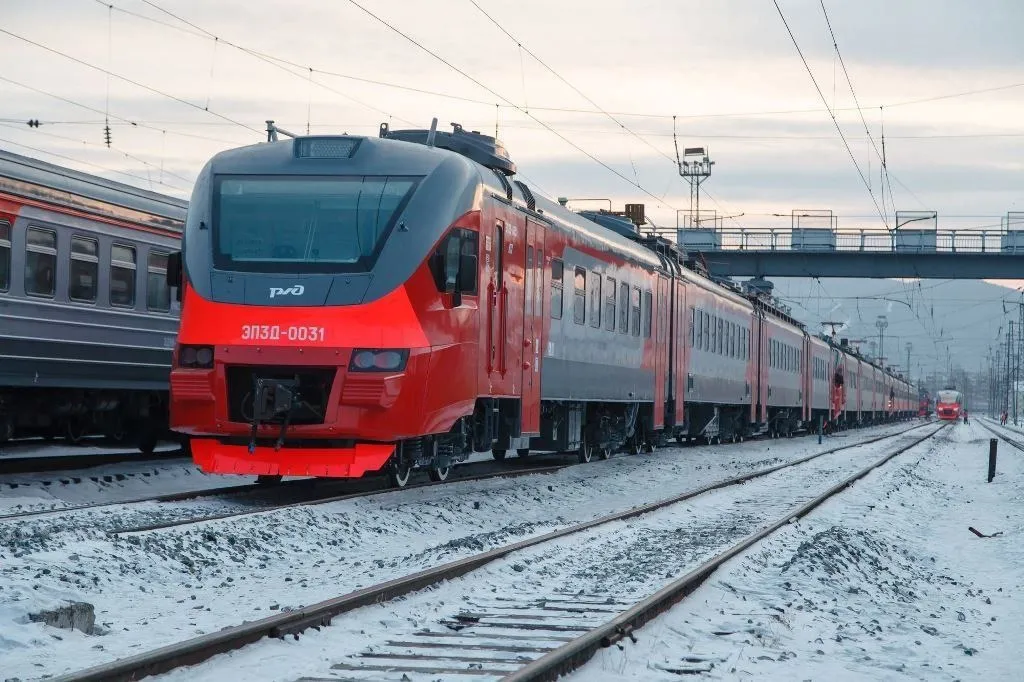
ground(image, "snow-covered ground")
xmin=153 ymin=422 xmax=944 ymax=682
xmin=0 ymin=421 xmax=923 ymax=680
xmin=572 ymin=419 xmax=1023 ymax=681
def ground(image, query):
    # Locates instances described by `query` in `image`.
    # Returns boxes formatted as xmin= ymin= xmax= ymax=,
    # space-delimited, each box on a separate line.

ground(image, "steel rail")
xmin=503 ymin=422 xmax=947 ymax=682
xmin=0 ymin=447 xmax=185 ymax=475
xmin=48 ymin=419 xmax=939 ymax=682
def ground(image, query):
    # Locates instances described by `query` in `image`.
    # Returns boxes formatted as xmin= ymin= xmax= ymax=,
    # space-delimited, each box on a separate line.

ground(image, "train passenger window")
xmin=25 ymin=227 xmax=56 ymax=298
xmin=717 ymin=318 xmax=724 ymax=355
xmin=0 ymin=220 xmax=10 ymax=292
xmin=573 ymin=267 xmax=586 ymax=325
xmin=618 ymin=283 xmax=629 ymax=333
xmin=589 ymin=271 xmax=601 ymax=328
xmin=690 ymin=307 xmax=696 ymax=347
xmin=69 ymin=236 xmax=99 ymax=303
xmin=702 ymin=311 xmax=710 ymax=350
xmin=642 ymin=291 xmax=652 ymax=338
xmin=631 ymin=287 xmax=641 ymax=336
xmin=710 ymin=315 xmax=718 ymax=352
xmin=110 ymin=244 xmax=136 ymax=307
xmin=604 ymin=276 xmax=616 ymax=331
xmin=694 ymin=308 xmax=702 ymax=348
xmin=550 ymin=258 xmax=563 ymax=320
xmin=729 ymin=323 xmax=736 ymax=357
xmin=148 ymin=251 xmax=171 ymax=312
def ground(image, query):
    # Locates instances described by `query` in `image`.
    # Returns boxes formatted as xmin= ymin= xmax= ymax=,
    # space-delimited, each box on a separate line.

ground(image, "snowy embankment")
xmin=0 ymin=421 xmax=919 ymax=680
xmin=572 ymin=419 xmax=1024 ymax=681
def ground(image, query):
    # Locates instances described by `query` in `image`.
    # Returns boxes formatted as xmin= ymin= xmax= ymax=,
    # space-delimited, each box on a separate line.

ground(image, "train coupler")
xmin=248 ymin=377 xmax=300 ymax=454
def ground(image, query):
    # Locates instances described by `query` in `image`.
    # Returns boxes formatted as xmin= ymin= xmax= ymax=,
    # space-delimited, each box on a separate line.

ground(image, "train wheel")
xmin=578 ymin=437 xmax=594 ymax=463
xmin=389 ymin=460 xmax=413 ymax=488
xmin=516 ymin=448 xmax=530 ymax=458
xmin=598 ymin=446 xmax=612 ymax=460
xmin=627 ymin=437 xmax=642 ymax=455
xmin=428 ymin=465 xmax=450 ymax=483
xmin=137 ymin=430 xmax=158 ymax=455
xmin=256 ymin=475 xmax=282 ymax=485
xmin=643 ymin=439 xmax=656 ymax=454
xmin=492 ymin=449 xmax=507 ymax=461
xmin=64 ymin=421 xmax=86 ymax=446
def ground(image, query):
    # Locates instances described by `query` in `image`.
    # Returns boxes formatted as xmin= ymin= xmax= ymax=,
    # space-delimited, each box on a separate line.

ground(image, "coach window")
xmin=110 ymin=244 xmax=137 ymax=307
xmin=604 ymin=276 xmax=616 ymax=331
xmin=631 ymin=287 xmax=641 ymax=336
xmin=702 ymin=311 xmax=710 ymax=350
xmin=642 ymin=290 xmax=652 ymax=338
xmin=694 ymin=308 xmax=702 ymax=348
xmin=0 ymin=220 xmax=10 ymax=292
xmin=148 ymin=251 xmax=171 ymax=312
xmin=573 ymin=267 xmax=586 ymax=325
xmin=25 ymin=227 xmax=56 ymax=298
xmin=618 ymin=282 xmax=629 ymax=333
xmin=550 ymin=258 xmax=563 ymax=320
xmin=69 ymin=236 xmax=99 ymax=303
xmin=589 ymin=271 xmax=601 ymax=328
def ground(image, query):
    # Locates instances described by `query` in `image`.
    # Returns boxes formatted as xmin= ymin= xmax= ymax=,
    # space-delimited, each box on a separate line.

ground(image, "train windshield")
xmin=936 ymin=390 xmax=961 ymax=403
xmin=213 ymin=175 xmax=420 ymax=272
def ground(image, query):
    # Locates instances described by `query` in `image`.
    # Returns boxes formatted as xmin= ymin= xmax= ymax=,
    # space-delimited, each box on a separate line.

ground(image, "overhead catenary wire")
xmin=772 ymin=0 xmax=887 ymax=229
xmin=343 ymin=0 xmax=679 ymax=210
xmin=0 ymin=26 xmax=261 ymax=134
xmin=135 ymin=0 xmax=414 ymax=126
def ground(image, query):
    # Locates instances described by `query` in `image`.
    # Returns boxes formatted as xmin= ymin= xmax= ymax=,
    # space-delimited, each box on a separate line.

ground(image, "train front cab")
xmin=166 ymin=137 xmax=529 ymax=480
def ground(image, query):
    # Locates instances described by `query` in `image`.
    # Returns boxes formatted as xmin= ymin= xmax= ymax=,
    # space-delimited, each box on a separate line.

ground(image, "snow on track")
xmin=0 ymin=421 xmax=928 ymax=680
xmin=141 ymin=425 xmax=943 ymax=681
xmin=567 ymin=419 xmax=1024 ymax=681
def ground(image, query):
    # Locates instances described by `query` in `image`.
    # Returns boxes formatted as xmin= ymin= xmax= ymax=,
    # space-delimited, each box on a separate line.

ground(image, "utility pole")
xmin=876 ymin=316 xmax=888 ymax=367
xmin=905 ymin=342 xmax=912 ymax=382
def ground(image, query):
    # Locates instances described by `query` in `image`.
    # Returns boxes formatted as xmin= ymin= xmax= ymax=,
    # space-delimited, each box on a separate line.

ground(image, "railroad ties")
xmin=327 ymin=593 xmax=631 ymax=680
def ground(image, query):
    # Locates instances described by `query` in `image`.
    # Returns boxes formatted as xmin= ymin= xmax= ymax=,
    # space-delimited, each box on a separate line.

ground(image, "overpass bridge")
xmin=678 ymin=211 xmax=1024 ymax=279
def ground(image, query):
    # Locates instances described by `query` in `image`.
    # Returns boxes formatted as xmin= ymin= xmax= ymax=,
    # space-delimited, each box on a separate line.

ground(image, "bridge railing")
xmin=681 ymin=229 xmax=1024 ymax=253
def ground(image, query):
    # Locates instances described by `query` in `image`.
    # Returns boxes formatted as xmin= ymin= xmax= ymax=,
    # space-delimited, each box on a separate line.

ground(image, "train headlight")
xmin=349 ymin=349 xmax=409 ymax=372
xmin=178 ymin=344 xmax=214 ymax=369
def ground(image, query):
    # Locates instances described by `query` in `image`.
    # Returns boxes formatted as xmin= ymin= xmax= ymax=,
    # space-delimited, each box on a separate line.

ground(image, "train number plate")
xmin=240 ymin=325 xmax=326 ymax=342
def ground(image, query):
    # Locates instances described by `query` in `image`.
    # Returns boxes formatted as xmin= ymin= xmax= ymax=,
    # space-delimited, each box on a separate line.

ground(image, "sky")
xmin=1 ymin=0 xmax=1023 ymax=378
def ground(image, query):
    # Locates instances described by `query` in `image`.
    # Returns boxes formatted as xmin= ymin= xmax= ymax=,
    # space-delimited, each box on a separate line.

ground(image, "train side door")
xmin=653 ymin=275 xmax=669 ymax=430
xmin=520 ymin=220 xmax=545 ymax=435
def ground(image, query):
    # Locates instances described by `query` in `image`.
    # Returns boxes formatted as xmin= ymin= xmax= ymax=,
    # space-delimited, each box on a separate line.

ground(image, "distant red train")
xmin=166 ymin=122 xmax=916 ymax=485
xmin=935 ymin=389 xmax=963 ymax=420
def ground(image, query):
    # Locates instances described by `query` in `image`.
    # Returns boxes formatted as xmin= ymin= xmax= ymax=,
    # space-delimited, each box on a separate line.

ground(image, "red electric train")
xmin=166 ymin=122 xmax=915 ymax=485
xmin=935 ymin=389 xmax=963 ymax=420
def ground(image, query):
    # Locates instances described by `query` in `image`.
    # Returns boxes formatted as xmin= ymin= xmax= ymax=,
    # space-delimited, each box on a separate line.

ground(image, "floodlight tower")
xmin=677 ymin=146 xmax=714 ymax=227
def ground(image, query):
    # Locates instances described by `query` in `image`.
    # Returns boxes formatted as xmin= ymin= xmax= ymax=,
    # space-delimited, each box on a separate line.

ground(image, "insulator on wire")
xmin=103 ymin=124 xmax=112 ymax=148
xmin=26 ymin=119 xmax=40 ymax=128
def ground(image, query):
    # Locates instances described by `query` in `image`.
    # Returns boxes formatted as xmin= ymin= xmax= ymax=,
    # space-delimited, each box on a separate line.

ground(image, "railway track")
xmin=978 ymin=418 xmax=1024 ymax=452
xmin=79 ymin=422 xmax=931 ymax=535
xmin=48 ymin=420 xmax=945 ymax=682
xmin=0 ymin=446 xmax=185 ymax=476
xmin=4 ymin=420 xmax=930 ymax=532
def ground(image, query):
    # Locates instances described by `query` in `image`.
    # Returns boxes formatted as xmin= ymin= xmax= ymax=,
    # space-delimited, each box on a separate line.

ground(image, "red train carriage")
xmin=167 ymin=122 xmax=916 ymax=483
xmin=935 ymin=389 xmax=963 ymax=420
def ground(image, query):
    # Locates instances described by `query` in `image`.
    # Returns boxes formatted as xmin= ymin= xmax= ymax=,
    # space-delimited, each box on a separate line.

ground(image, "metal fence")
xmin=678 ymin=229 xmax=1024 ymax=254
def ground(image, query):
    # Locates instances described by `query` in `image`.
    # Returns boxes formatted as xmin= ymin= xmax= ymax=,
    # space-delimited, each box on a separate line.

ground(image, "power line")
xmin=134 ymin=0 xmax=414 ymax=126
xmin=772 ymin=0 xmax=887 ymax=228
xmin=344 ymin=0 xmax=678 ymax=209
xmin=0 ymin=120 xmax=192 ymax=188
xmin=0 ymin=73 xmax=250 ymax=145
xmin=467 ymin=0 xmax=677 ymax=166
xmin=0 ymin=133 xmax=187 ymax=190
xmin=819 ymin=0 xmax=896 ymax=219
xmin=0 ymin=26 xmax=261 ymax=134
